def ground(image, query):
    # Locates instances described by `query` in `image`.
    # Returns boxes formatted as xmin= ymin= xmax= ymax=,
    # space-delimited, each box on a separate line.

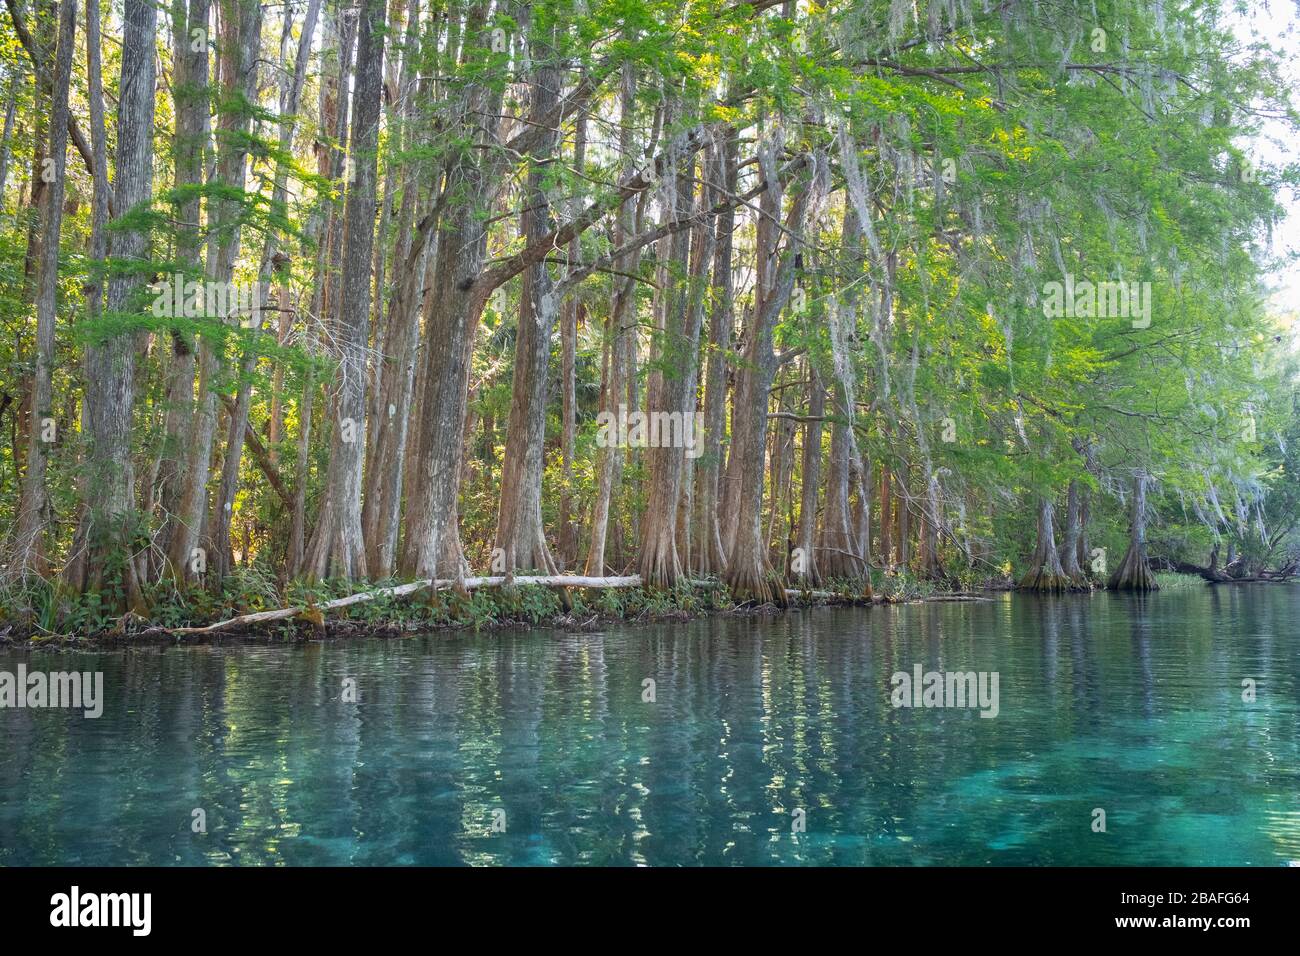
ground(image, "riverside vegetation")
xmin=0 ymin=0 xmax=1296 ymax=642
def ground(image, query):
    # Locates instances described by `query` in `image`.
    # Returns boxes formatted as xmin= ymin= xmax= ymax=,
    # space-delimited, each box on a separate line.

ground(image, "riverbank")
xmin=0 ymin=569 xmax=1246 ymax=650
xmin=0 ymin=569 xmax=1022 ymax=649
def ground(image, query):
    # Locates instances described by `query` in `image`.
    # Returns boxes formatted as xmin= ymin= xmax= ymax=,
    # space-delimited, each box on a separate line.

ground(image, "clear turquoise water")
xmin=1 ymin=587 xmax=1298 ymax=866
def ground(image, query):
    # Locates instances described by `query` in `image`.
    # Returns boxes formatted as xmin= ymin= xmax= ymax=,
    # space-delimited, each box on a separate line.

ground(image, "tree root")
xmin=1017 ymin=569 xmax=1079 ymax=593
xmin=1107 ymin=545 xmax=1159 ymax=591
xmin=725 ymin=565 xmax=789 ymax=608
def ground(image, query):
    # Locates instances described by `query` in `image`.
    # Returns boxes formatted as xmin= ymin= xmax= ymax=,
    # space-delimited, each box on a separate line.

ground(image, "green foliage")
xmin=0 ymin=0 xmax=1296 ymax=637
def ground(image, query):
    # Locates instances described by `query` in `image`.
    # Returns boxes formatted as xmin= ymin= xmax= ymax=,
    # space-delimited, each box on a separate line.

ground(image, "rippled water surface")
xmin=2 ymin=587 xmax=1298 ymax=865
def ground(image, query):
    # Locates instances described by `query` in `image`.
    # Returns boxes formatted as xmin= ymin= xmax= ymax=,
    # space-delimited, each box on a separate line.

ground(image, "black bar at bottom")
xmin=0 ymin=866 xmax=1287 ymax=941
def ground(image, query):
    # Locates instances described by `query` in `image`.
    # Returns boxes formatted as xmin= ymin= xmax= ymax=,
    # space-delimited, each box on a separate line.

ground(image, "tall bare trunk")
xmin=895 ymin=465 xmax=910 ymax=570
xmin=766 ymin=394 xmax=795 ymax=560
xmin=1019 ymin=495 xmax=1069 ymax=592
xmin=287 ymin=363 xmax=314 ymax=577
xmin=584 ymin=63 xmax=636 ymax=576
xmin=16 ymin=0 xmax=52 ymax=310
xmin=400 ymin=202 xmax=490 ymax=579
xmin=154 ymin=0 xmax=211 ymax=566
xmin=0 ymin=73 xmax=17 ymax=204
xmin=723 ymin=143 xmax=826 ymax=604
xmin=289 ymin=0 xmax=346 ymax=578
xmin=916 ymin=470 xmax=944 ymax=580
xmin=400 ymin=3 xmax=500 ymax=581
xmin=1076 ymin=485 xmax=1093 ymax=578
xmin=1060 ymin=478 xmax=1087 ymax=585
xmin=363 ymin=0 xmax=436 ymax=576
xmin=166 ymin=0 xmax=262 ymax=583
xmin=793 ymin=368 xmax=824 ymax=586
xmin=635 ymin=110 xmax=712 ymax=589
xmin=878 ymin=463 xmax=892 ymax=569
xmin=671 ymin=141 xmax=718 ymax=581
xmin=209 ymin=0 xmax=321 ymax=582
xmin=558 ymin=107 xmax=586 ymax=569
xmin=66 ymin=0 xmax=156 ymax=612
xmin=302 ymin=0 xmax=386 ymax=581
xmin=60 ymin=0 xmax=110 ymax=589
xmin=692 ymin=125 xmax=736 ymax=577
xmin=12 ymin=0 xmax=74 ymax=573
xmin=493 ymin=25 xmax=562 ymax=577
xmin=819 ymin=406 xmax=860 ymax=579
xmin=319 ymin=4 xmax=357 ymax=334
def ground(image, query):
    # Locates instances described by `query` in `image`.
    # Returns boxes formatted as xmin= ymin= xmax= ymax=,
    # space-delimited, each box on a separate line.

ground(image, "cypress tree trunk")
xmin=60 ymin=0 xmax=110 ymax=592
xmin=401 ymin=3 xmax=508 ymax=581
xmin=210 ymin=0 xmax=320 ymax=583
xmin=1076 ymin=487 xmax=1093 ymax=580
xmin=400 ymin=183 xmax=492 ymax=580
xmin=916 ymin=471 xmax=945 ymax=581
xmin=635 ymin=112 xmax=705 ymax=589
xmin=287 ymin=366 xmax=314 ymax=577
xmin=303 ymin=0 xmax=386 ymax=581
xmin=818 ymin=204 xmax=869 ymax=587
xmin=1108 ymin=473 xmax=1159 ymax=591
xmin=17 ymin=0 xmax=52 ymax=308
xmin=365 ymin=213 xmax=436 ymax=576
xmin=319 ymin=5 xmax=357 ymax=334
xmin=493 ymin=25 xmax=562 ymax=577
xmin=1019 ymin=495 xmax=1070 ymax=592
xmin=878 ymin=464 xmax=892 ymax=570
xmin=584 ymin=63 xmax=637 ymax=576
xmin=720 ymin=136 xmax=787 ymax=602
xmin=692 ymin=125 xmax=735 ymax=577
xmin=363 ymin=0 xmax=436 ymax=576
xmin=155 ymin=0 xmax=210 ymax=567
xmin=851 ymin=456 xmax=873 ymax=588
xmin=818 ymin=405 xmax=860 ymax=579
xmin=558 ymin=109 xmax=586 ymax=569
xmin=0 ymin=74 xmax=17 ymax=204
xmin=66 ymin=0 xmax=157 ymax=612
xmin=289 ymin=0 xmax=350 ymax=577
xmin=167 ymin=0 xmax=262 ymax=583
xmin=723 ymin=144 xmax=825 ymax=604
xmin=897 ymin=466 xmax=913 ymax=571
xmin=766 ymin=398 xmax=795 ymax=556
xmin=793 ymin=368 xmax=824 ymax=587
xmin=1060 ymin=478 xmax=1088 ymax=586
xmin=675 ymin=148 xmax=719 ymax=578
xmin=12 ymin=0 xmax=74 ymax=573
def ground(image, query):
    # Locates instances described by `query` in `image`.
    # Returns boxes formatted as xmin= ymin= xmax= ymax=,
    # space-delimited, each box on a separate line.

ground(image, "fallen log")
xmin=1260 ymin=560 xmax=1298 ymax=581
xmin=144 ymin=574 xmax=992 ymax=638
xmin=1170 ymin=560 xmax=1298 ymax=585
xmin=1172 ymin=560 xmax=1230 ymax=583
xmin=158 ymin=575 xmax=644 ymax=636
xmin=784 ymin=588 xmax=848 ymax=600
xmin=1208 ymin=575 xmax=1294 ymax=585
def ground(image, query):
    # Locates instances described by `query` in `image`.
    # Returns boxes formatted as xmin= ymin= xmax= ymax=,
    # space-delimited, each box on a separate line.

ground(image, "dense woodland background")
xmin=0 ymin=0 xmax=1297 ymax=631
